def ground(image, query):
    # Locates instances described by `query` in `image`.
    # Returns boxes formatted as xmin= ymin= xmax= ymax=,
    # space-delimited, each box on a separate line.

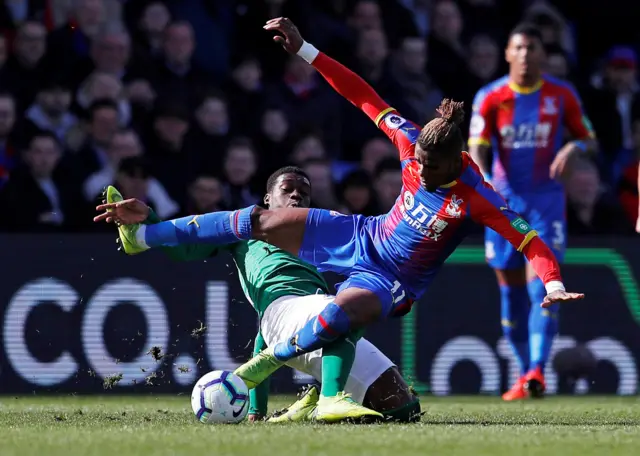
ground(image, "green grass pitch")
xmin=1 ymin=395 xmax=639 ymax=456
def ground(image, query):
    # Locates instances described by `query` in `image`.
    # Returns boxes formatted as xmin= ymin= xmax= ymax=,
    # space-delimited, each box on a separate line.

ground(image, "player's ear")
xmin=263 ymin=193 xmax=271 ymax=208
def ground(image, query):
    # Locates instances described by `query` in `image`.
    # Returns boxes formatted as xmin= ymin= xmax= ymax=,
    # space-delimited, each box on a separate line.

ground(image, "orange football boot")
xmin=523 ymin=366 xmax=546 ymax=398
xmin=502 ymin=375 xmax=528 ymax=401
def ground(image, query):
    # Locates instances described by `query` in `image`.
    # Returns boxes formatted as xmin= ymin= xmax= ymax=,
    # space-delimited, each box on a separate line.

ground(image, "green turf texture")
xmin=1 ymin=395 xmax=639 ymax=456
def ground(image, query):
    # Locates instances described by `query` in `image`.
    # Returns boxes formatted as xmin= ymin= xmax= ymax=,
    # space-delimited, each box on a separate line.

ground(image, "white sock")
xmin=135 ymin=224 xmax=149 ymax=249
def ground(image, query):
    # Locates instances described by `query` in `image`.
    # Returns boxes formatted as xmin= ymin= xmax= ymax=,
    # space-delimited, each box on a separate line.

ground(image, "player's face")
xmin=414 ymin=144 xmax=458 ymax=193
xmin=264 ymin=173 xmax=312 ymax=209
xmin=506 ymin=33 xmax=544 ymax=80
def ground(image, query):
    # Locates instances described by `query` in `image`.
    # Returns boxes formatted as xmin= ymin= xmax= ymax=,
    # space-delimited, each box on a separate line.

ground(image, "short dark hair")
xmin=508 ymin=23 xmax=543 ymax=43
xmin=266 ymin=166 xmax=311 ymax=193
xmin=416 ymin=99 xmax=465 ymax=158
xmin=28 ymin=129 xmax=61 ymax=149
xmin=374 ymin=157 xmax=401 ymax=178
xmin=88 ymin=99 xmax=118 ymax=120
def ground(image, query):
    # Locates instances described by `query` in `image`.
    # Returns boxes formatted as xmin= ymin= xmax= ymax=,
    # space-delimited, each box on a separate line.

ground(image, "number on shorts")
xmin=485 ymin=241 xmax=495 ymax=260
xmin=391 ymin=280 xmax=406 ymax=304
xmin=551 ymin=220 xmax=564 ymax=246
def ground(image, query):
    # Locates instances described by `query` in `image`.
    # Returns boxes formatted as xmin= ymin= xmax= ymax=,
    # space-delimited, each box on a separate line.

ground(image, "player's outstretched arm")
xmin=468 ymin=182 xmax=584 ymax=307
xmin=248 ymin=331 xmax=270 ymax=422
xmin=264 ymin=17 xmax=390 ymax=122
xmin=468 ymin=90 xmax=494 ymax=178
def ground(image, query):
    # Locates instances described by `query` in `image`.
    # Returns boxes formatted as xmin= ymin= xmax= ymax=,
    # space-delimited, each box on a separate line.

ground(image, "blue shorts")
xmin=299 ymin=209 xmax=413 ymax=319
xmin=485 ymin=192 xmax=566 ymax=270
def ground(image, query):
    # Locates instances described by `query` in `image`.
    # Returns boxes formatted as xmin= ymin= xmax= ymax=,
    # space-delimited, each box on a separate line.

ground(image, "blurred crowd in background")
xmin=0 ymin=0 xmax=639 ymax=235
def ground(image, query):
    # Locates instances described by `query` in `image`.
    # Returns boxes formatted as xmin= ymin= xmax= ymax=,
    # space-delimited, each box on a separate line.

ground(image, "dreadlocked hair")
xmin=417 ymin=99 xmax=465 ymax=157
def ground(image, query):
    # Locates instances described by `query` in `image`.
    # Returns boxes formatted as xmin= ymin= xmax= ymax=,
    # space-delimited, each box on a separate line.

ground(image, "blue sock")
xmin=528 ymin=278 xmax=558 ymax=373
xmin=143 ymin=206 xmax=255 ymax=248
xmin=273 ymin=303 xmax=351 ymax=362
xmin=500 ymin=284 xmax=531 ymax=376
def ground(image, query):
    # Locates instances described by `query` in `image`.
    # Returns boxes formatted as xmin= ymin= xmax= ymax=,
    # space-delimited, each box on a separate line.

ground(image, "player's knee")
xmin=335 ymin=289 xmax=382 ymax=328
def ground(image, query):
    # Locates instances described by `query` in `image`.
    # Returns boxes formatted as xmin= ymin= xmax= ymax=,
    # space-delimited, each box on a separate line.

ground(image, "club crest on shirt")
xmin=542 ymin=96 xmax=558 ymax=115
xmin=385 ymin=114 xmax=406 ymax=130
xmin=403 ymin=191 xmax=415 ymax=210
xmin=445 ymin=194 xmax=463 ymax=218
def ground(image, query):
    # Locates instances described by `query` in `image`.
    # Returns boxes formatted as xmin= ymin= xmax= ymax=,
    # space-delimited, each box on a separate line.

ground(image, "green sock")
xmin=320 ymin=330 xmax=364 ymax=397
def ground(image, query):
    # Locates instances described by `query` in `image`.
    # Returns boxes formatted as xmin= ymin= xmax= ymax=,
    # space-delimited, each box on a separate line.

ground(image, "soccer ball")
xmin=191 ymin=370 xmax=249 ymax=424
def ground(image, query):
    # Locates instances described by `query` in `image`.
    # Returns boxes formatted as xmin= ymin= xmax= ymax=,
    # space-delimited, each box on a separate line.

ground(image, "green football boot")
xmin=233 ymin=347 xmax=284 ymax=389
xmin=104 ymin=186 xmax=147 ymax=255
xmin=267 ymin=385 xmax=319 ymax=423
xmin=312 ymin=392 xmax=383 ymax=423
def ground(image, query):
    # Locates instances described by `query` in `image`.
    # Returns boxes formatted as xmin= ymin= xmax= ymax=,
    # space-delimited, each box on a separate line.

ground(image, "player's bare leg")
xmin=497 ymin=268 xmax=546 ymax=400
xmin=363 ymin=367 xmax=421 ymax=422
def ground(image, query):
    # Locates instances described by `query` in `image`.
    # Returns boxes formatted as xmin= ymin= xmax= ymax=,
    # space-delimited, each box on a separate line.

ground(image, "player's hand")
xmin=247 ymin=413 xmax=264 ymax=423
xmin=549 ymin=143 xmax=580 ymax=180
xmin=541 ymin=290 xmax=585 ymax=308
xmin=94 ymin=198 xmax=150 ymax=225
xmin=263 ymin=17 xmax=304 ymax=54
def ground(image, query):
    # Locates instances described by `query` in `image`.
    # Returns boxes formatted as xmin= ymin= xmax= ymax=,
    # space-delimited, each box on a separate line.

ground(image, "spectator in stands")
xmin=348 ymin=0 xmax=383 ymax=34
xmin=221 ymin=138 xmax=260 ymax=209
xmin=0 ymin=130 xmax=83 ymax=232
xmin=47 ymin=0 xmax=106 ymax=69
xmin=0 ymin=93 xmax=18 ymax=185
xmin=467 ymin=34 xmax=500 ymax=86
xmin=185 ymin=174 xmax=227 ymax=215
xmin=132 ymin=1 xmax=171 ymax=60
xmin=146 ymin=101 xmax=191 ymax=205
xmin=0 ymin=0 xmax=50 ymax=33
xmin=302 ymin=158 xmax=338 ymax=210
xmin=184 ymin=91 xmax=231 ymax=173
xmin=269 ymin=53 xmax=340 ymax=156
xmin=75 ymin=71 xmax=131 ymax=126
xmin=225 ymin=55 xmax=266 ymax=135
xmin=0 ymin=21 xmax=48 ymax=112
xmin=360 ymin=137 xmax=395 ymax=176
xmin=584 ymin=46 xmax=639 ymax=180
xmin=290 ymin=131 xmax=327 ymax=166
xmin=341 ymin=27 xmax=404 ymax=160
xmin=0 ymin=34 xmax=6 ymax=70
xmin=524 ymin=2 xmax=574 ymax=57
xmin=566 ymin=159 xmax=633 ymax=235
xmin=22 ymin=79 xmax=77 ymax=147
xmin=427 ymin=0 xmax=468 ymax=101
xmin=544 ymin=43 xmax=571 ymax=80
xmin=391 ymin=36 xmax=443 ymax=124
xmin=151 ymin=20 xmax=213 ymax=107
xmin=254 ymin=107 xmax=292 ymax=173
xmin=337 ymin=169 xmax=380 ymax=216
xmin=374 ymin=157 xmax=402 ymax=212
xmin=82 ymin=21 xmax=133 ymax=84
xmin=75 ymin=99 xmax=119 ymax=179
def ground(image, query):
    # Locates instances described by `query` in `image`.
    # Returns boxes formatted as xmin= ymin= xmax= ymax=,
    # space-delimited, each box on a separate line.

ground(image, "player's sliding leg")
xmin=495 ymin=268 xmax=532 ymax=401
xmin=362 ymin=367 xmax=421 ymax=422
xmin=254 ymin=292 xmax=384 ymax=422
xmin=525 ymin=269 xmax=557 ymax=397
xmin=114 ymin=205 xmax=309 ymax=256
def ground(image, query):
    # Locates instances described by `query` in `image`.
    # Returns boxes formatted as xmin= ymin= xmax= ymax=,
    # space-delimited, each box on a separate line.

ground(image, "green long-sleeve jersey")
xmin=145 ymin=210 xmax=329 ymax=415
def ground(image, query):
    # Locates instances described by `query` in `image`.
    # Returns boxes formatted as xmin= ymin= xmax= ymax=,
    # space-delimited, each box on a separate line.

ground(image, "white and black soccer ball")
xmin=191 ymin=370 xmax=249 ymax=424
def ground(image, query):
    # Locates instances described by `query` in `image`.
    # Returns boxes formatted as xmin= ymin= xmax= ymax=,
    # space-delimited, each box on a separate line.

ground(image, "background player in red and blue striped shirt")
xmin=468 ymin=24 xmax=597 ymax=401
xmin=100 ymin=18 xmax=585 ymax=421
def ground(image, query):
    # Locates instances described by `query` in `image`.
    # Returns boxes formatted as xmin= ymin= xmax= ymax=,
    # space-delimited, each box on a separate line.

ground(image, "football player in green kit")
xmin=96 ymin=166 xmax=420 ymax=423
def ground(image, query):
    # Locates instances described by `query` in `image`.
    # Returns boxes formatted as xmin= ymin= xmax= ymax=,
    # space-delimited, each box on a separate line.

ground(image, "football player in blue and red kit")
xmin=468 ymin=23 xmax=597 ymax=401
xmin=97 ymin=18 xmax=585 ymax=419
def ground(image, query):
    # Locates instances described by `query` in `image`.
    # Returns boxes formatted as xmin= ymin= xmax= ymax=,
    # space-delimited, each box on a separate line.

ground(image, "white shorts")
xmin=261 ymin=294 xmax=395 ymax=403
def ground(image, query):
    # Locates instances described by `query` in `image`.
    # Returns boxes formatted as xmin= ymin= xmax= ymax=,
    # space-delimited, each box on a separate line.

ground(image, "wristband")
xmin=297 ymin=41 xmax=319 ymax=64
xmin=545 ymin=280 xmax=565 ymax=294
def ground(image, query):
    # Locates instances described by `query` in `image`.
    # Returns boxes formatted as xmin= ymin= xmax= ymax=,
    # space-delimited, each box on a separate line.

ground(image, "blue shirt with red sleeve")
xmin=310 ymin=52 xmax=562 ymax=299
xmin=468 ymin=75 xmax=595 ymax=196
